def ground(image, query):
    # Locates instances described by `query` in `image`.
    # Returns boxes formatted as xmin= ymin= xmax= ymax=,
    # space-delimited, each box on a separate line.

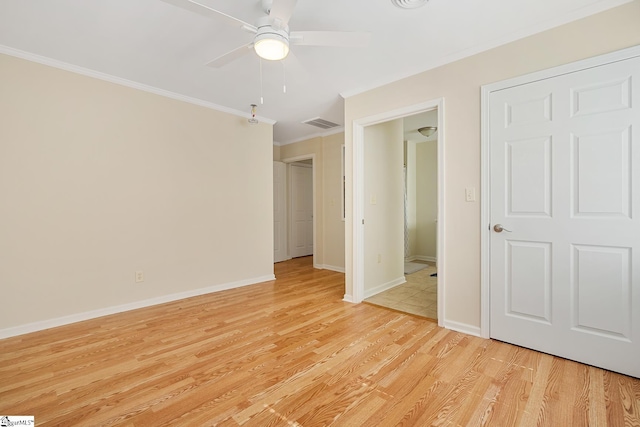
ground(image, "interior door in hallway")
xmin=488 ymin=53 xmax=640 ymax=378
xmin=290 ymin=163 xmax=313 ymax=258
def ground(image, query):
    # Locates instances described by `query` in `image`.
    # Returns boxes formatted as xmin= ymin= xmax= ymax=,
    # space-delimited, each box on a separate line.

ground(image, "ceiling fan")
xmin=161 ymin=0 xmax=371 ymax=67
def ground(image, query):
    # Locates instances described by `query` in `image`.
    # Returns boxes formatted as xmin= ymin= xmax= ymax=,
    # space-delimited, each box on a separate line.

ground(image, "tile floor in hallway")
xmin=364 ymin=262 xmax=437 ymax=319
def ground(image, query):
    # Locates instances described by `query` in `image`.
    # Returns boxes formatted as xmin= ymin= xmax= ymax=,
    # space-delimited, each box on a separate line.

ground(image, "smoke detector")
xmin=248 ymin=104 xmax=259 ymax=125
xmin=391 ymin=0 xmax=428 ymax=9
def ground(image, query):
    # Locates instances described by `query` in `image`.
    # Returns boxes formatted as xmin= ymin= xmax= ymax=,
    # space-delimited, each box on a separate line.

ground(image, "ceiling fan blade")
xmin=161 ymin=0 xmax=257 ymax=32
xmin=281 ymin=51 xmax=309 ymax=82
xmin=290 ymin=31 xmax=371 ymax=47
xmin=269 ymin=0 xmax=298 ymax=26
xmin=205 ymin=43 xmax=254 ymax=68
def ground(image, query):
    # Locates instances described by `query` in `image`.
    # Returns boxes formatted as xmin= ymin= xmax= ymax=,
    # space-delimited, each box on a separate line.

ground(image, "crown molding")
xmin=0 ymin=45 xmax=277 ymax=125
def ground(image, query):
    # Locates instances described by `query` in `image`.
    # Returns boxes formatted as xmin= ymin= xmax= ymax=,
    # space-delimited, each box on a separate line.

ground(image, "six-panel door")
xmin=489 ymin=55 xmax=640 ymax=378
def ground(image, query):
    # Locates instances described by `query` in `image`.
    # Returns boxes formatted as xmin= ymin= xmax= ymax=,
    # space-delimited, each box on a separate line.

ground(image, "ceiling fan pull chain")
xmin=282 ymin=61 xmax=287 ymax=94
xmin=259 ymin=58 xmax=265 ymax=105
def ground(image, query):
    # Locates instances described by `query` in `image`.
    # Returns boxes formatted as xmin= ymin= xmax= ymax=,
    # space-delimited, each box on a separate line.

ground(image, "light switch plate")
xmin=465 ymin=187 xmax=476 ymax=202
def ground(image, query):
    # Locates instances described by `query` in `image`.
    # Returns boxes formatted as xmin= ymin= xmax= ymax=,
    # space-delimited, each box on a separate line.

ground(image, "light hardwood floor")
xmin=0 ymin=256 xmax=638 ymax=426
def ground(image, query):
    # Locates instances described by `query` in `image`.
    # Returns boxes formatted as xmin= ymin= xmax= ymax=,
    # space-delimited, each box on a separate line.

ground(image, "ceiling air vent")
xmin=302 ymin=117 xmax=340 ymax=130
xmin=391 ymin=0 xmax=428 ymax=9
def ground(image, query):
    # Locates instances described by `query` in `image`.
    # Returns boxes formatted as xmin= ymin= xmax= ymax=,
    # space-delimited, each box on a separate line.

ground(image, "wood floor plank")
xmin=0 ymin=256 xmax=638 ymax=426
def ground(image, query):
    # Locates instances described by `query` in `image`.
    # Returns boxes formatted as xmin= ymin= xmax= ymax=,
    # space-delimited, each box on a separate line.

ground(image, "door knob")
xmin=493 ymin=224 xmax=512 ymax=233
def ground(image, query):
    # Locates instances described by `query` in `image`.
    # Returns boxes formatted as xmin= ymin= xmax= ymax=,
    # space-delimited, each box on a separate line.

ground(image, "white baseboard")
xmin=363 ymin=276 xmax=406 ymax=299
xmin=0 ymin=274 xmax=276 ymax=340
xmin=443 ymin=320 xmax=482 ymax=337
xmin=404 ymin=255 xmax=437 ymax=263
xmin=414 ymin=255 xmax=437 ymax=263
xmin=318 ymin=264 xmax=346 ymax=273
xmin=343 ymin=294 xmax=355 ymax=303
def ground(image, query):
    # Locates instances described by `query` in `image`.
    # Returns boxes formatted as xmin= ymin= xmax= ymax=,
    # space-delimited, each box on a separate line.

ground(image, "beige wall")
xmin=273 ymin=145 xmax=281 ymax=161
xmin=364 ymin=120 xmax=404 ymax=294
xmin=321 ymin=133 xmax=346 ymax=270
xmin=345 ymin=2 xmax=640 ymax=329
xmin=0 ymin=54 xmax=274 ymax=332
xmin=405 ymin=141 xmax=417 ymax=258
xmin=278 ymin=132 xmax=345 ymax=271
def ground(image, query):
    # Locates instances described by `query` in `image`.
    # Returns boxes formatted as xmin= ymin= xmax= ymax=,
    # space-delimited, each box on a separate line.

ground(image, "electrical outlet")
xmin=135 ymin=270 xmax=144 ymax=283
xmin=371 ymin=195 xmax=377 ymax=205
xmin=465 ymin=187 xmax=476 ymax=202
xmin=377 ymin=254 xmax=382 ymax=263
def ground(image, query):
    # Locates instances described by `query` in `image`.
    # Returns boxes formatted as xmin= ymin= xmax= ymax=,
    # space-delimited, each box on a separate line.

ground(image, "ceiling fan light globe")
xmin=254 ymin=36 xmax=290 ymax=61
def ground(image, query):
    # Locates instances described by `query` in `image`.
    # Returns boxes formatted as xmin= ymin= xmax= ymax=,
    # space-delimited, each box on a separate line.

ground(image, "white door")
xmin=273 ymin=161 xmax=287 ymax=263
xmin=290 ymin=164 xmax=313 ymax=258
xmin=489 ymin=55 xmax=640 ymax=377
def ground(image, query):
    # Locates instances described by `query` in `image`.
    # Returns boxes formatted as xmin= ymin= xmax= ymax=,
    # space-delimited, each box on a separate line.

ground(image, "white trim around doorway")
xmin=351 ymin=98 xmax=445 ymax=328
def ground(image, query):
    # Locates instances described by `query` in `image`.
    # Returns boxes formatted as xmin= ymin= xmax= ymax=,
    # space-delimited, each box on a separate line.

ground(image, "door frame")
xmin=480 ymin=44 xmax=640 ymax=339
xmin=351 ymin=98 xmax=445 ymax=326
xmin=282 ymin=154 xmax=317 ymax=268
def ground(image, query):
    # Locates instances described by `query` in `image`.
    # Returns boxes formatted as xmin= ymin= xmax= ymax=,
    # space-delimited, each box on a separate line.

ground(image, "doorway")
xmin=289 ymin=162 xmax=313 ymax=258
xmin=273 ymin=160 xmax=287 ymax=263
xmin=481 ymin=46 xmax=640 ymax=377
xmin=363 ymin=111 xmax=439 ymax=318
xmin=274 ymin=155 xmax=317 ymax=269
xmin=351 ymin=98 xmax=445 ymax=326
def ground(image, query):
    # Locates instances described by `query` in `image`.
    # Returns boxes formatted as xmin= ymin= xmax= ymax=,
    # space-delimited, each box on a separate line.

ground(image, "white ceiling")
xmin=0 ymin=0 xmax=631 ymax=144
